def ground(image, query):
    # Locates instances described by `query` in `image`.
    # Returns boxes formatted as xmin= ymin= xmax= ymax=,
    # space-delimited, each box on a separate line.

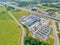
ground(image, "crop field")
xmin=0 ymin=5 xmax=22 ymax=45
xmin=11 ymin=9 xmax=30 ymax=19
xmin=11 ymin=8 xmax=54 ymax=45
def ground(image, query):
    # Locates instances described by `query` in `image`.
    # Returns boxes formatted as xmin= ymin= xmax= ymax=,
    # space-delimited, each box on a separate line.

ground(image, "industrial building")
xmin=20 ymin=15 xmax=51 ymax=40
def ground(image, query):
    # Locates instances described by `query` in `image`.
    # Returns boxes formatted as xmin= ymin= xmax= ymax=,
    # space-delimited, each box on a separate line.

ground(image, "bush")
xmin=24 ymin=36 xmax=49 ymax=45
xmin=6 ymin=6 xmax=15 ymax=11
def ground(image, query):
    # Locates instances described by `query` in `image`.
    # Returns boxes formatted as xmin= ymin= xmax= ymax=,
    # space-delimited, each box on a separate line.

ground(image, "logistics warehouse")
xmin=20 ymin=14 xmax=51 ymax=40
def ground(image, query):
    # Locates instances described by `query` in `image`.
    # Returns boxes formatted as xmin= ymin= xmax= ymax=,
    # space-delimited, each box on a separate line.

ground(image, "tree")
xmin=6 ymin=6 xmax=15 ymax=11
xmin=24 ymin=36 xmax=49 ymax=45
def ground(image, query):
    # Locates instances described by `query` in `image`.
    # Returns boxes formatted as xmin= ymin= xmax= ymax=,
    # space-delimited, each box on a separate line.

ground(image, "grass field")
xmin=55 ymin=14 xmax=60 ymax=18
xmin=37 ymin=6 xmax=50 ymax=11
xmin=11 ymin=9 xmax=30 ymax=19
xmin=58 ymin=33 xmax=60 ymax=45
xmin=0 ymin=5 xmax=22 ymax=45
xmin=35 ymin=34 xmax=54 ymax=45
xmin=11 ymin=8 xmax=55 ymax=45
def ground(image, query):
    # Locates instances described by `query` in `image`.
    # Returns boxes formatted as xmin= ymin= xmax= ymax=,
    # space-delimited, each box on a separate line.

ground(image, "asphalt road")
xmin=2 ymin=3 xmax=60 ymax=22
xmin=7 ymin=4 xmax=60 ymax=45
xmin=8 ymin=11 xmax=24 ymax=45
xmin=52 ymin=20 xmax=59 ymax=45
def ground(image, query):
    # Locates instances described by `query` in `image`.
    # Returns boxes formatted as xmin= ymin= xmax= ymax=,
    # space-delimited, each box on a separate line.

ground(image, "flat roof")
xmin=20 ymin=15 xmax=41 ymax=27
xmin=20 ymin=15 xmax=51 ymax=40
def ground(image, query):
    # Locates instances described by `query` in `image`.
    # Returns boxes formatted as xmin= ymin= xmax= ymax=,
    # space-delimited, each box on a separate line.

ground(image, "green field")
xmin=0 ymin=5 xmax=22 ymax=45
xmin=58 ymin=33 xmax=60 ymax=45
xmin=11 ymin=8 xmax=54 ymax=45
xmin=37 ymin=6 xmax=50 ymax=11
xmin=11 ymin=9 xmax=30 ymax=19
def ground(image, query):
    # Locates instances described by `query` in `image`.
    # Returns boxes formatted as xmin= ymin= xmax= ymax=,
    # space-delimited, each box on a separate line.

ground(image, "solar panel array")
xmin=35 ymin=24 xmax=51 ymax=40
xmin=20 ymin=15 xmax=41 ymax=27
xmin=20 ymin=15 xmax=51 ymax=40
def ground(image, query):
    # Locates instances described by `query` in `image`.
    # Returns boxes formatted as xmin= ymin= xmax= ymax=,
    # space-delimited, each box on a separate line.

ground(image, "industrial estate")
xmin=0 ymin=0 xmax=60 ymax=45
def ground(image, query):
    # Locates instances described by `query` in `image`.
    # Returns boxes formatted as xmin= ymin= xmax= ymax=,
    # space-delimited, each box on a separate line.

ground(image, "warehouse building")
xmin=20 ymin=15 xmax=51 ymax=40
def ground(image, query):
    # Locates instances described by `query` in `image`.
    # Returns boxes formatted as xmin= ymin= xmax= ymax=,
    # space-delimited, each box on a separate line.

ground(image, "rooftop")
xmin=20 ymin=15 xmax=41 ymax=27
xmin=20 ymin=15 xmax=51 ymax=40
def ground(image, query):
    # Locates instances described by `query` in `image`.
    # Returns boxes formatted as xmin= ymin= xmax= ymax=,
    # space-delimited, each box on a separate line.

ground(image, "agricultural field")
xmin=35 ymin=32 xmax=54 ymax=45
xmin=55 ymin=14 xmax=60 ymax=18
xmin=11 ymin=8 xmax=54 ymax=45
xmin=58 ymin=33 xmax=60 ymax=45
xmin=37 ymin=6 xmax=50 ymax=11
xmin=11 ymin=9 xmax=30 ymax=19
xmin=11 ymin=9 xmax=30 ymax=37
xmin=0 ymin=5 xmax=22 ymax=45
